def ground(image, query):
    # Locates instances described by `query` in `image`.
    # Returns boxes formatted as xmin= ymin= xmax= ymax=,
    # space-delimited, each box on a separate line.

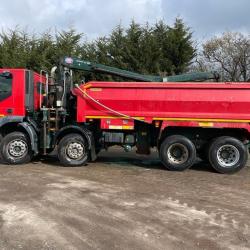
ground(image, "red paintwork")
xmin=100 ymin=118 xmax=134 ymax=130
xmin=34 ymin=72 xmax=46 ymax=111
xmin=0 ymin=69 xmax=26 ymax=116
xmin=75 ymin=81 xmax=250 ymax=131
xmin=0 ymin=69 xmax=46 ymax=116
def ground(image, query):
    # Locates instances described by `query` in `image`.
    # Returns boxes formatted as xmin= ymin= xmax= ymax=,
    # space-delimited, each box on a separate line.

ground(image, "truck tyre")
xmin=0 ymin=132 xmax=32 ymax=165
xmin=58 ymin=133 xmax=89 ymax=167
xmin=160 ymin=135 xmax=196 ymax=171
xmin=208 ymin=136 xmax=248 ymax=174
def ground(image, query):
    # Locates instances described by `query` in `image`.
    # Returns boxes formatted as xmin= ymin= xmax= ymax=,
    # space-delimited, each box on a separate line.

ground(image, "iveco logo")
xmin=65 ymin=57 xmax=73 ymax=64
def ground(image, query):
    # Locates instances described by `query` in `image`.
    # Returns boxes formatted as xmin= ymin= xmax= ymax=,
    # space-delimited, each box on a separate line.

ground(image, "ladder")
xmin=42 ymin=108 xmax=60 ymax=155
xmin=48 ymin=108 xmax=59 ymax=132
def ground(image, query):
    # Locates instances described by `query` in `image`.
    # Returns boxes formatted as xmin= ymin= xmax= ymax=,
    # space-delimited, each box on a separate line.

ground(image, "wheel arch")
xmin=0 ymin=117 xmax=38 ymax=155
xmin=55 ymin=125 xmax=92 ymax=149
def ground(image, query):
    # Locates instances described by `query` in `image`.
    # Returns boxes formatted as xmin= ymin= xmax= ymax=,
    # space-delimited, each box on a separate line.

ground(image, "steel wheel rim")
xmin=66 ymin=142 xmax=85 ymax=160
xmin=217 ymin=144 xmax=240 ymax=168
xmin=8 ymin=139 xmax=28 ymax=158
xmin=167 ymin=143 xmax=189 ymax=164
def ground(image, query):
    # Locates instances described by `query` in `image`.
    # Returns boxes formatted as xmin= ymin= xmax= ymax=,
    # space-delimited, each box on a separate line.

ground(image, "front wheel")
xmin=57 ymin=133 xmax=89 ymax=167
xmin=208 ymin=136 xmax=248 ymax=174
xmin=159 ymin=135 xmax=197 ymax=171
xmin=0 ymin=132 xmax=32 ymax=165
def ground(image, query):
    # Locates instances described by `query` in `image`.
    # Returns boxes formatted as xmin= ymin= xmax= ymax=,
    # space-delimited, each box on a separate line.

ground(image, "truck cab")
xmin=0 ymin=69 xmax=47 ymax=163
xmin=0 ymin=69 xmax=46 ymax=117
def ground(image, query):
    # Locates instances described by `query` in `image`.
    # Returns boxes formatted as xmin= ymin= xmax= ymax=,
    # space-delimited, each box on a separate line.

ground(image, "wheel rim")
xmin=216 ymin=144 xmax=240 ymax=168
xmin=66 ymin=142 xmax=85 ymax=160
xmin=167 ymin=143 xmax=189 ymax=164
xmin=8 ymin=139 xmax=28 ymax=158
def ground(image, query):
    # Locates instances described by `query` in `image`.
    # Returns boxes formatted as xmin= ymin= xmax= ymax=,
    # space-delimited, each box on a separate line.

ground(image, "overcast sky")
xmin=0 ymin=0 xmax=249 ymax=40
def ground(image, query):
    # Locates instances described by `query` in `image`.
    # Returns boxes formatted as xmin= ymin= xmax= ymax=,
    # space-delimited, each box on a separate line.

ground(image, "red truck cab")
xmin=0 ymin=69 xmax=46 ymax=117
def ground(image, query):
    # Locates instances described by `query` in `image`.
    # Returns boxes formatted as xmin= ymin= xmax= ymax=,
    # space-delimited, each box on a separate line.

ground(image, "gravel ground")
xmin=0 ymin=148 xmax=249 ymax=250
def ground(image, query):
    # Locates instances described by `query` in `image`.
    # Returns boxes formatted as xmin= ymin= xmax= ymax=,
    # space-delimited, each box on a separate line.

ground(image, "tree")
xmin=0 ymin=29 xmax=32 ymax=68
xmin=163 ymin=18 xmax=196 ymax=75
xmin=91 ymin=19 xmax=195 ymax=77
xmin=122 ymin=21 xmax=144 ymax=72
xmin=153 ymin=20 xmax=171 ymax=75
xmin=107 ymin=24 xmax=127 ymax=69
xmin=55 ymin=28 xmax=83 ymax=58
xmin=202 ymin=32 xmax=250 ymax=81
xmin=0 ymin=19 xmax=196 ymax=80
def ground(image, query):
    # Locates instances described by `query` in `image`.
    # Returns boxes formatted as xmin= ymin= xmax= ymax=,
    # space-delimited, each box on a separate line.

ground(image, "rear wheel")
xmin=58 ymin=133 xmax=89 ymax=167
xmin=208 ymin=136 xmax=248 ymax=174
xmin=0 ymin=132 xmax=32 ymax=165
xmin=160 ymin=135 xmax=196 ymax=171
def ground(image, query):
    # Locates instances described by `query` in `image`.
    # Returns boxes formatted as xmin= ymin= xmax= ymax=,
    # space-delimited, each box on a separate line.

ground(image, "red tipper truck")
xmin=0 ymin=57 xmax=249 ymax=174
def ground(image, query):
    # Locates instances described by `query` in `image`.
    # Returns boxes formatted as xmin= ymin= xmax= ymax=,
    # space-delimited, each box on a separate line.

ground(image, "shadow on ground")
xmin=31 ymin=148 xmax=216 ymax=173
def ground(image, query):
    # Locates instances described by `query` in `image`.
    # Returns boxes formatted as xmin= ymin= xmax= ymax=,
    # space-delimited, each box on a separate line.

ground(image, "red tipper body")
xmin=75 ymin=81 xmax=250 ymax=132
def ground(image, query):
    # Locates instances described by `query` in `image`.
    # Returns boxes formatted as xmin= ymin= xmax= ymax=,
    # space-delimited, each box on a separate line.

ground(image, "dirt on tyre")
xmin=58 ymin=133 xmax=89 ymax=167
xmin=0 ymin=132 xmax=32 ymax=165
xmin=208 ymin=136 xmax=248 ymax=174
xmin=160 ymin=135 xmax=196 ymax=171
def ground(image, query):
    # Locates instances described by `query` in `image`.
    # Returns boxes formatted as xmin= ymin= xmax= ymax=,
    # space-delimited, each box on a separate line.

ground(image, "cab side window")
xmin=0 ymin=72 xmax=12 ymax=101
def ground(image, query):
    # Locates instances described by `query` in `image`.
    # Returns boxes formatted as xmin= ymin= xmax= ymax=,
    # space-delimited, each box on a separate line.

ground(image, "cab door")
xmin=0 ymin=69 xmax=26 ymax=117
xmin=0 ymin=71 xmax=13 ymax=117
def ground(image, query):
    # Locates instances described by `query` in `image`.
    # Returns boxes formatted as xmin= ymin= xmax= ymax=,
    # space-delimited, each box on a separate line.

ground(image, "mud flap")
xmin=90 ymin=134 xmax=97 ymax=161
xmin=18 ymin=122 xmax=39 ymax=155
xmin=136 ymin=123 xmax=151 ymax=155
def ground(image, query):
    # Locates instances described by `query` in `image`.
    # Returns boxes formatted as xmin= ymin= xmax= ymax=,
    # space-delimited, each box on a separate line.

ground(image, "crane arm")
xmin=60 ymin=57 xmax=220 ymax=82
xmin=60 ymin=57 xmax=161 ymax=82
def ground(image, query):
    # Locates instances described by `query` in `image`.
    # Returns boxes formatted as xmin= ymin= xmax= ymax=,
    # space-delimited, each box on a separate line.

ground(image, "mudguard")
xmin=0 ymin=116 xmax=39 ymax=155
xmin=0 ymin=116 xmax=24 ymax=126
xmin=18 ymin=122 xmax=38 ymax=155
